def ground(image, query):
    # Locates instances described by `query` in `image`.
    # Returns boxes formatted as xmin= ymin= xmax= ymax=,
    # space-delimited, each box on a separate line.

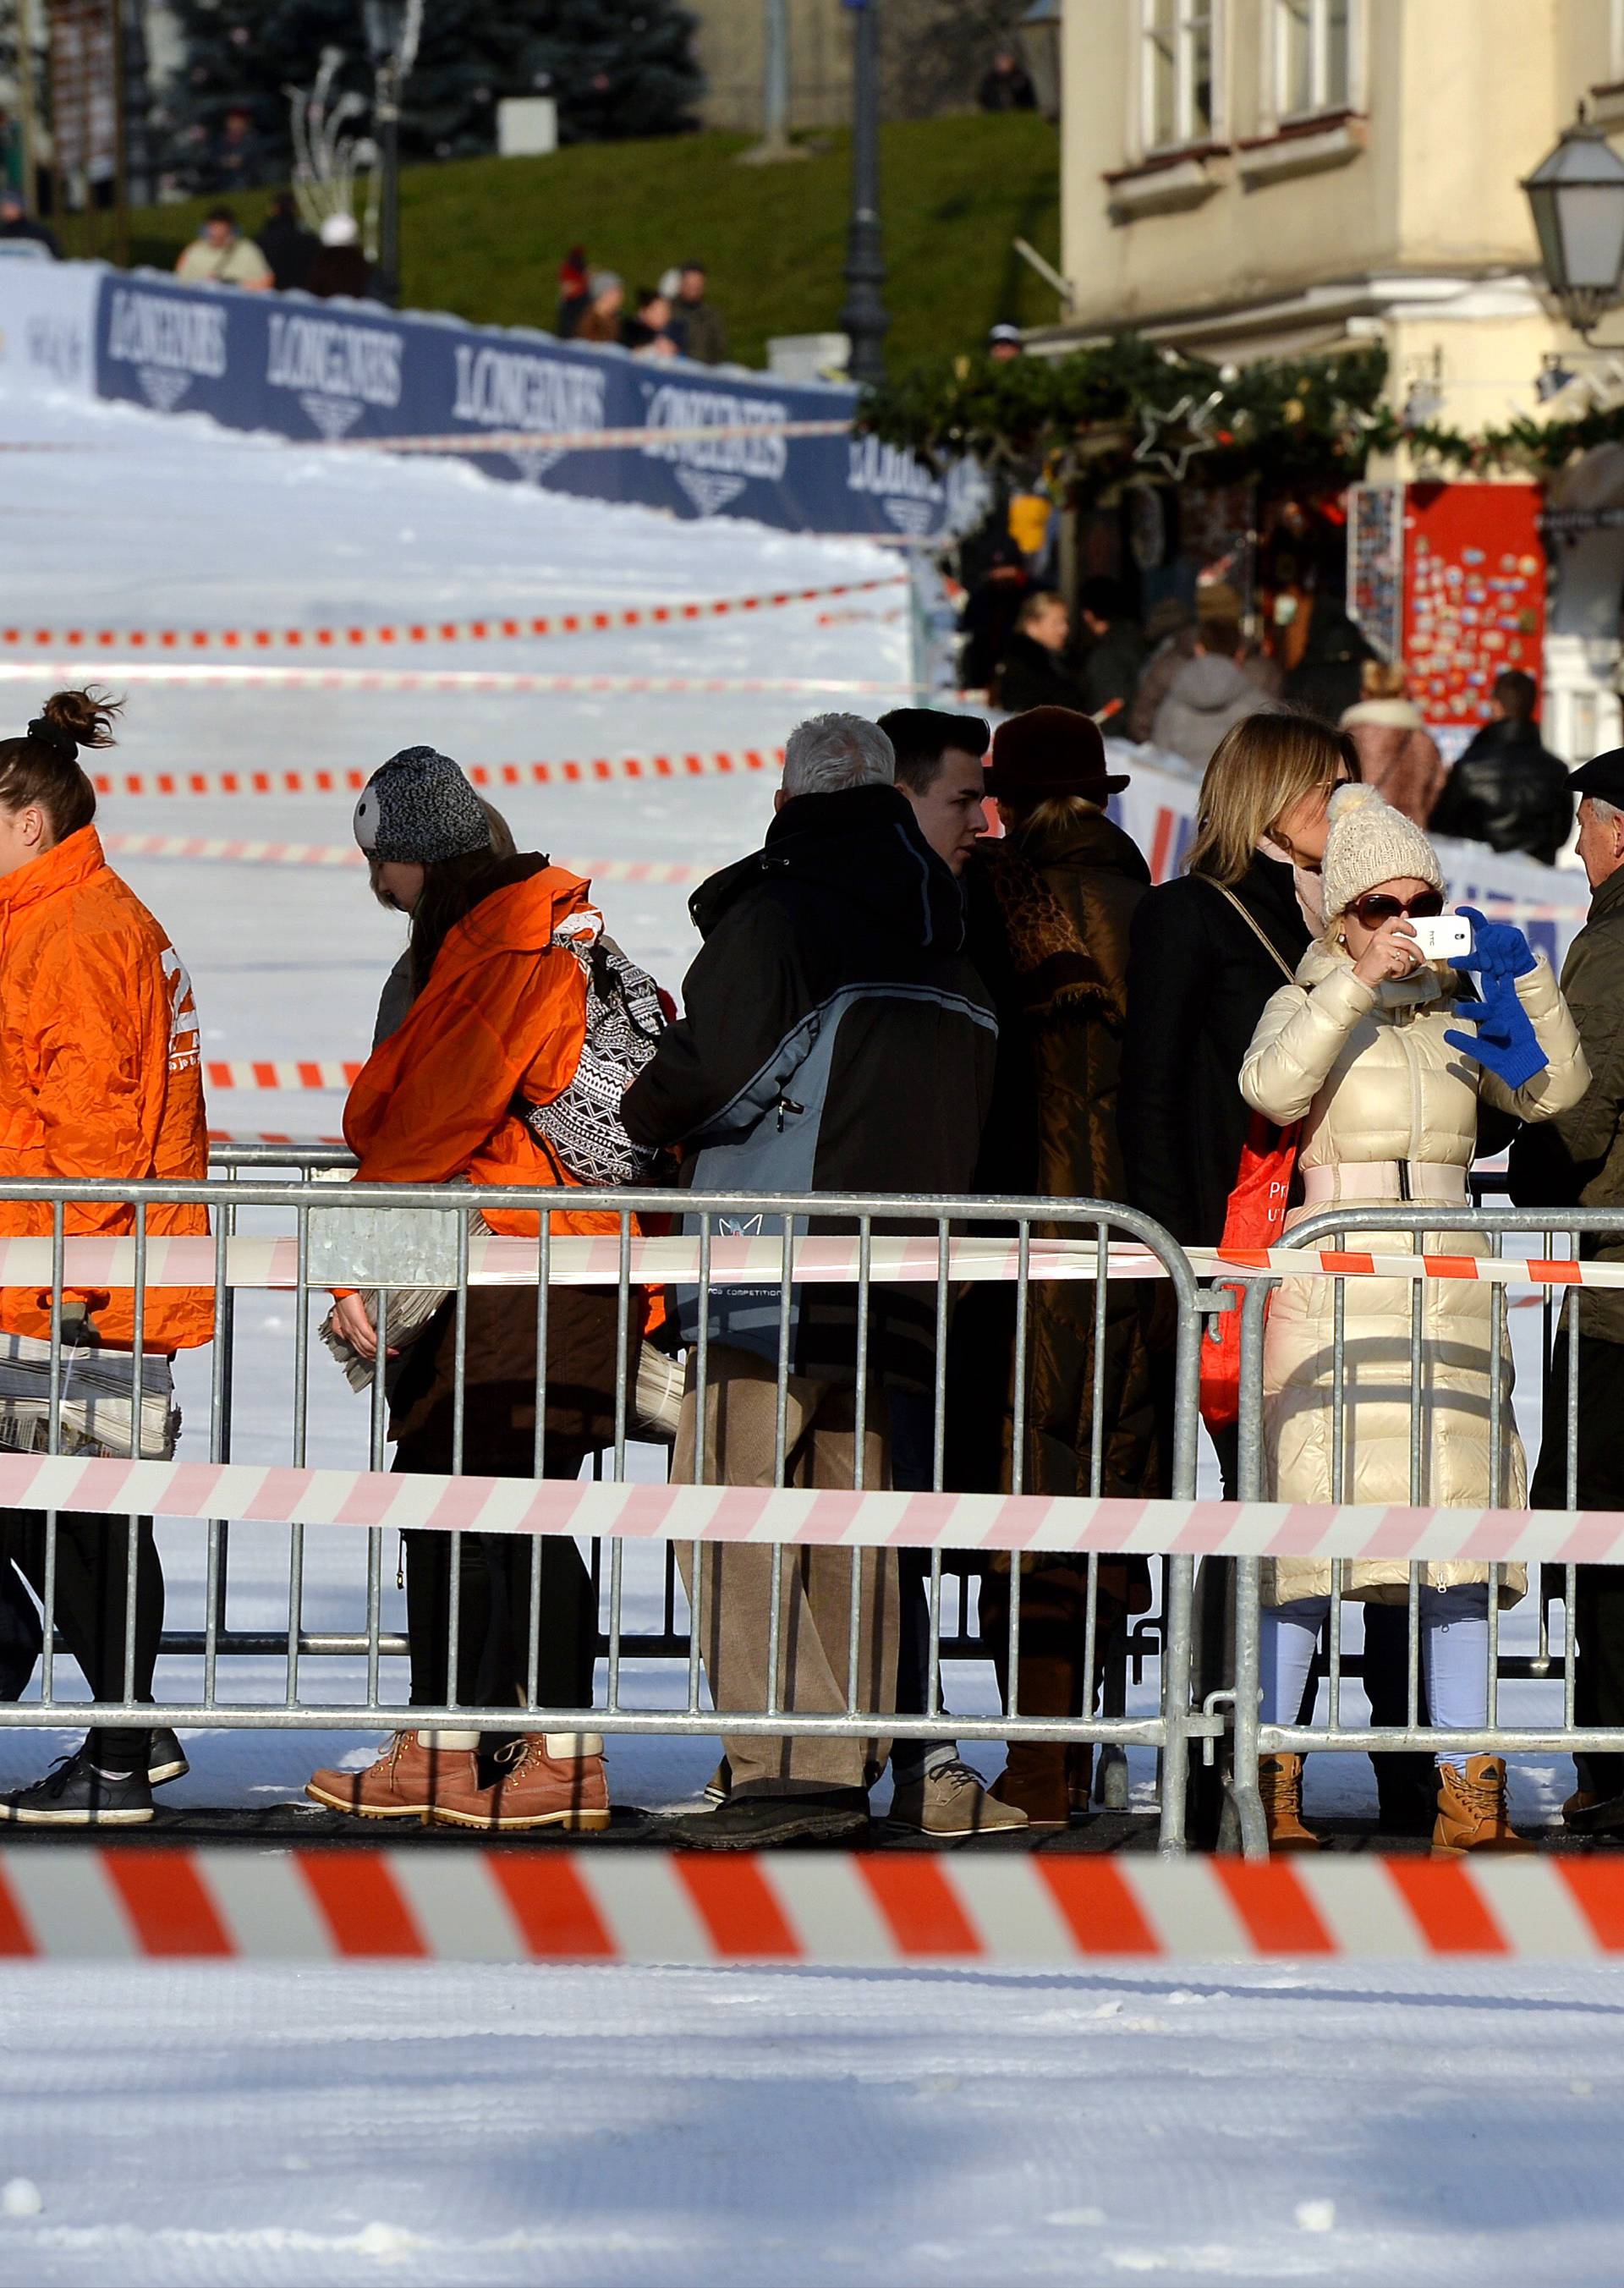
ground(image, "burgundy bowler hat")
xmin=983 ymin=705 xmax=1130 ymax=801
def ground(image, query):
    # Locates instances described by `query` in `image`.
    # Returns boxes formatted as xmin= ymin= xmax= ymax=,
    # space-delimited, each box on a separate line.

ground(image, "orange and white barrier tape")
xmin=0 ymin=1849 xmax=1613 ymax=1962
xmin=205 ymin=1060 xmax=360 ymax=1091
xmin=343 ymin=418 xmax=858 ymax=456
xmin=92 ymin=749 xmax=783 ymax=798
xmin=0 ymin=662 xmax=914 ymax=697
xmin=207 ymin=1131 xmax=344 ymax=1149
xmin=0 ymin=575 xmax=901 ymax=656
xmin=0 ymin=1450 xmax=1619 ymax=1566
xmin=104 ymin=833 xmax=714 ymax=885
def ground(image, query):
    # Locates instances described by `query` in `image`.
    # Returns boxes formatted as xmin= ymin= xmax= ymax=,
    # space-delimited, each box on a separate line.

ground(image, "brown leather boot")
xmin=1432 ymin=1756 xmax=1534 ymax=1856
xmin=1258 ymin=1753 xmax=1320 ymax=1852
xmin=432 ymin=1733 xmax=611 ymax=1833
xmin=990 ymin=1742 xmax=1071 ymax=1828
xmin=981 ymin=1573 xmax=1084 ymax=1829
xmin=305 ymin=1730 xmax=478 ymax=1820
xmin=1067 ymin=1743 xmax=1095 ymax=1819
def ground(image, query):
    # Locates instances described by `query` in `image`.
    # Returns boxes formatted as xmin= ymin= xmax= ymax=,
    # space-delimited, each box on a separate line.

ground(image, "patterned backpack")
xmin=514 ymin=916 xmax=670 ymax=1187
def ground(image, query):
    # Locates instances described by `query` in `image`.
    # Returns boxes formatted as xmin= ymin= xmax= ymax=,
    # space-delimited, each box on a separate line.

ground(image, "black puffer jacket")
xmin=623 ymin=783 xmax=998 ymax=1382
xmin=1117 ymin=852 xmax=1309 ymax=1247
xmin=1429 ymin=718 xmax=1574 ymax=866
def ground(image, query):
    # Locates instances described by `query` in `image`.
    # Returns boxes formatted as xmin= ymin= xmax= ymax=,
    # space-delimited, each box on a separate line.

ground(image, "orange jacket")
xmin=0 ymin=825 xmax=212 ymax=1350
xmin=344 ymin=864 xmax=660 ymax=1291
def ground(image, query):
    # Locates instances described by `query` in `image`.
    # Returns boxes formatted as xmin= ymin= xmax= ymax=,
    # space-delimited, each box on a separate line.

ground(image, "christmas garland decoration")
xmin=856 ymin=338 xmax=1624 ymax=502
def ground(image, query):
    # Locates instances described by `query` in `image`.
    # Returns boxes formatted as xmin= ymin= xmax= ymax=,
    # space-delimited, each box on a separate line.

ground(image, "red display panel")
xmin=1402 ymin=481 xmax=1544 ymax=730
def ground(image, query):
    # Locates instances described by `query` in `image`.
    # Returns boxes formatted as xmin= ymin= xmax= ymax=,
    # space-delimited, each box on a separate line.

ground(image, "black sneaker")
xmin=0 ymin=1749 xmax=153 ymax=1826
xmin=147 ymin=1729 xmax=189 ymax=1787
xmin=668 ymin=1788 xmax=871 ymax=1852
xmin=1563 ymin=1788 xmax=1624 ymax=1838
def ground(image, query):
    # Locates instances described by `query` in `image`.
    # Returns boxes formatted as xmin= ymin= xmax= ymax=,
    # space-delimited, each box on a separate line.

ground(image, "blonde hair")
xmin=1185 ymin=713 xmax=1360 ymax=886
xmin=1361 ymin=657 xmax=1408 ymax=701
xmin=1004 ymin=792 xmax=1103 ymax=857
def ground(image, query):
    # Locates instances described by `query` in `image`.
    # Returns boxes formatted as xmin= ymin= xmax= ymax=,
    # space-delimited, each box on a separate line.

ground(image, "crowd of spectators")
xmin=172 ymin=197 xmax=381 ymax=302
xmin=556 ymin=249 xmax=728 ymax=363
xmin=957 ymin=562 xmax=1578 ymax=869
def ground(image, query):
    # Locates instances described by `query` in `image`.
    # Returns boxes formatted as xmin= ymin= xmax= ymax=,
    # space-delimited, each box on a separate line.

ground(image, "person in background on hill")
xmin=0 ymin=689 xmax=211 ymax=1826
xmin=988 ymin=321 xmax=1023 ymax=362
xmin=174 ymin=204 xmax=272 ymax=291
xmin=204 ymin=104 xmax=267 ymax=197
xmin=305 ymin=212 xmax=376 ymax=303
xmin=1077 ymin=577 xmax=1145 ymax=718
xmin=574 ymin=271 xmax=626 ymax=345
xmin=1150 ymin=612 xmax=1272 ymax=771
xmin=979 ymin=47 xmax=1038 ymax=110
xmin=673 ymin=261 xmax=727 ymax=365
xmin=257 ymin=190 xmax=316 ymax=293
xmin=996 ymin=590 xmax=1090 ymax=715
xmin=1339 ymin=657 xmax=1445 ymax=826
xmin=0 ymin=189 xmax=55 ymax=256
xmin=1429 ymin=667 xmax=1574 ymax=866
xmin=622 ymin=286 xmax=680 ymax=357
xmin=556 ymin=244 xmax=590 ymax=337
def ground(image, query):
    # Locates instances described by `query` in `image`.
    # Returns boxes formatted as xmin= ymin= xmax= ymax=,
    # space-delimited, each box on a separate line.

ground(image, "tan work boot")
xmin=305 ymin=1730 xmax=478 ymax=1820
xmin=432 ymin=1733 xmax=611 ymax=1833
xmin=887 ymin=1759 xmax=1029 ymax=1836
xmin=1432 ymin=1756 xmax=1534 ymax=1856
xmin=1258 ymin=1753 xmax=1320 ymax=1852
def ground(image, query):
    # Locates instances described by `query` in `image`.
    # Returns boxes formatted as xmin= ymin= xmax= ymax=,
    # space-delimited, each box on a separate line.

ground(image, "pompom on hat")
xmin=353 ymin=746 xmax=491 ymax=865
xmin=1320 ymin=780 xmax=1444 ymax=925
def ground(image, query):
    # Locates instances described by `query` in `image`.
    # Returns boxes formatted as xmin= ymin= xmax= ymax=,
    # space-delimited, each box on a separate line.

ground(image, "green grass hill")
xmin=63 ymin=113 xmax=1062 ymax=373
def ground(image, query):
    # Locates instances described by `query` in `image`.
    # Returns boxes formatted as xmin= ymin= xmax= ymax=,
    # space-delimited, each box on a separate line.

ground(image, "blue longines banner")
xmin=95 ymin=269 xmax=982 ymax=541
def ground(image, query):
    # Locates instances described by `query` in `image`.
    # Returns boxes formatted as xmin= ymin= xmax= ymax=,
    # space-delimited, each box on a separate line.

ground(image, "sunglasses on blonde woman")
xmin=1347 ymin=889 xmax=1445 ymax=928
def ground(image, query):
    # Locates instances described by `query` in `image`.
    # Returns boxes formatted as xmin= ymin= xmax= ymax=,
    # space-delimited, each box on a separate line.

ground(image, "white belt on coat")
xmin=1297 ymin=1160 xmax=1469 ymax=1207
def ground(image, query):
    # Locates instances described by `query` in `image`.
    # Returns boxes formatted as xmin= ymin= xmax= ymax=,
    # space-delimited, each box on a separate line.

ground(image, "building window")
xmin=1142 ymin=0 xmax=1217 ymax=153
xmin=1276 ymin=0 xmax=1354 ymax=122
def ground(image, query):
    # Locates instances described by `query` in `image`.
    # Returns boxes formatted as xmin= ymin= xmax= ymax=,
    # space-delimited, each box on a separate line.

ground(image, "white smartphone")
xmin=1409 ymin=914 xmax=1473 ymax=960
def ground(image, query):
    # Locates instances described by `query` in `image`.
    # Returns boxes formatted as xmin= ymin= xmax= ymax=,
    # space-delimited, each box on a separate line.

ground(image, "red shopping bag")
xmin=1199 ymin=1113 xmax=1300 ymax=1431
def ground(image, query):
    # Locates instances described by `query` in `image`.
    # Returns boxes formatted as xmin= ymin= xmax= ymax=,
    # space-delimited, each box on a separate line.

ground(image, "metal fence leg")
xmin=1156 ymin=1553 xmax=1193 ymax=1855
xmin=1225 ymin=1281 xmax=1271 ymax=1860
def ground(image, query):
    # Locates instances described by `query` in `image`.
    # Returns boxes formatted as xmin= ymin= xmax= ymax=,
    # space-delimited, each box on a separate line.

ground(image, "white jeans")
xmin=1259 ymin=1585 xmax=1491 ymax=1772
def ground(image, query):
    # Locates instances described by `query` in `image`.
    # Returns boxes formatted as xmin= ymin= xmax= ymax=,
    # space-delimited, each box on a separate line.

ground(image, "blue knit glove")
xmin=1445 ymin=964 xmax=1548 ymax=1091
xmin=1453 ymin=905 xmax=1539 ymax=983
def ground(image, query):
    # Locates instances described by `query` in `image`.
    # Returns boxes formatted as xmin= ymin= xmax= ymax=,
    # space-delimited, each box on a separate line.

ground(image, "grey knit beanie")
xmin=353 ymin=747 xmax=491 ymax=864
xmin=1320 ymin=780 xmax=1444 ymax=923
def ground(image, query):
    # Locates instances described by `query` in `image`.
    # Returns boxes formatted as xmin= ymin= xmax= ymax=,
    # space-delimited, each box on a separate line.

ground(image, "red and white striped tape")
xmin=93 ymin=749 xmax=783 ymax=799
xmin=343 ymin=417 xmax=858 ymax=456
xmin=205 ymin=1060 xmax=359 ymax=1091
xmin=0 ymin=1848 xmax=1614 ymax=1961
xmin=0 ymin=575 xmax=901 ymax=656
xmin=207 ymin=1132 xmax=345 ymax=1149
xmin=0 ymin=1450 xmax=1617 ymax=1564
xmin=104 ymin=834 xmax=714 ymax=885
xmin=0 ymin=663 xmax=915 ymax=697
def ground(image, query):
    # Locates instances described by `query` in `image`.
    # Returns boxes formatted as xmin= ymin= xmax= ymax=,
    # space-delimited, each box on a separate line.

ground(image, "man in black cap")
xmin=1511 ymin=749 xmax=1624 ymax=1830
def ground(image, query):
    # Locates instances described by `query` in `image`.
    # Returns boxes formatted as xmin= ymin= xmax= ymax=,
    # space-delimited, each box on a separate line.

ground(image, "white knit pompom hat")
xmin=1320 ymin=781 xmax=1444 ymax=924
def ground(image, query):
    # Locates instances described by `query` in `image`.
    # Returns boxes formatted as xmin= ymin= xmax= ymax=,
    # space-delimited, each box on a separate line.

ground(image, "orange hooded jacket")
xmin=0 ymin=825 xmax=212 ymax=1351
xmin=343 ymin=864 xmax=661 ymax=1301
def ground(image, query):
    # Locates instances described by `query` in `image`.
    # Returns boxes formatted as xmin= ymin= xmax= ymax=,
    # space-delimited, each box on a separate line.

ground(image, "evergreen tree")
xmin=528 ymin=3 xmax=703 ymax=145
xmin=162 ymin=1 xmax=702 ymax=187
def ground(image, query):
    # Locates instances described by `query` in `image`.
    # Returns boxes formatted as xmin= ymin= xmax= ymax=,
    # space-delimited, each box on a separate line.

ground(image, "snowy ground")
xmin=1 ymin=375 xmax=1621 ymax=2288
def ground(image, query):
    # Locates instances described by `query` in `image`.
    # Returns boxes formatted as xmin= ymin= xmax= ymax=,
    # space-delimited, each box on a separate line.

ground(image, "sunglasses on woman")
xmin=1347 ymin=889 xmax=1445 ymax=928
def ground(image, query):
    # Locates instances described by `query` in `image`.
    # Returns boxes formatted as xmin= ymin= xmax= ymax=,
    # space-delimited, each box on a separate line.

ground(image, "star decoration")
xmin=1131 ymin=390 xmax=1222 ymax=480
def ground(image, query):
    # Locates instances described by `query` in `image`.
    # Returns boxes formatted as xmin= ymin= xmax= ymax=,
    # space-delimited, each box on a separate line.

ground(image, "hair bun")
xmin=26 ymin=714 xmax=76 ymax=760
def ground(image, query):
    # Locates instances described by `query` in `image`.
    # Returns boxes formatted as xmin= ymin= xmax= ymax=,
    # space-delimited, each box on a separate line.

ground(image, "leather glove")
xmin=1445 ymin=964 xmax=1548 ymax=1091
xmin=1453 ymin=905 xmax=1539 ymax=983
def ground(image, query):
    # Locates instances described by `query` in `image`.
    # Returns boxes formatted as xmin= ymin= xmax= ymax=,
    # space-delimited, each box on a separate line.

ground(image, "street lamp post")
xmin=1522 ymin=107 xmax=1624 ymax=340
xmin=363 ymin=0 xmax=409 ymax=308
xmin=838 ymin=0 xmax=889 ymax=387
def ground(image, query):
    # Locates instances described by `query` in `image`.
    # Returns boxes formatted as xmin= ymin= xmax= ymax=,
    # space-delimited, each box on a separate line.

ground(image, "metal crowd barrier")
xmin=1224 ymin=1202 xmax=1616 ymax=1858
xmin=0 ymin=1172 xmax=1207 ymax=1852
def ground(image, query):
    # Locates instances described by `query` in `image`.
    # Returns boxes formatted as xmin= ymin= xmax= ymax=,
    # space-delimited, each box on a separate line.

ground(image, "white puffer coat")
xmin=1240 ymin=944 xmax=1589 ymax=1607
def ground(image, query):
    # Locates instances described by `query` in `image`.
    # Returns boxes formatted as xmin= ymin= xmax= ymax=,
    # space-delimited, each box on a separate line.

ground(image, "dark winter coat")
xmin=1509 ymin=863 xmax=1624 ymax=1342
xmin=996 ymin=630 xmax=1092 ymax=716
xmin=675 ymin=297 xmax=727 ymax=365
xmin=257 ymin=208 xmax=316 ymax=293
xmin=622 ymin=783 xmax=998 ymax=1385
xmin=1118 ymin=852 xmax=1308 ymax=1247
xmin=306 ymin=245 xmax=377 ymax=302
xmin=952 ymin=809 xmax=1163 ymax=1514
xmin=1429 ymin=716 xmax=1574 ymax=866
xmin=1081 ymin=619 xmax=1146 ymax=718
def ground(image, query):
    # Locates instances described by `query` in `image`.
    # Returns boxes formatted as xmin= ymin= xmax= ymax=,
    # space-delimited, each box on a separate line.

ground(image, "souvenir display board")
xmin=1347 ymin=481 xmax=1404 ymax=661
xmin=1402 ymin=481 xmax=1544 ymax=729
